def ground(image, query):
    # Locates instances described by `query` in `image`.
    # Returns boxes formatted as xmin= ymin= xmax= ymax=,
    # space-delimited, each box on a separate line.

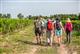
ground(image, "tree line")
xmin=0 ymin=13 xmax=80 ymax=20
xmin=0 ymin=13 xmax=32 ymax=19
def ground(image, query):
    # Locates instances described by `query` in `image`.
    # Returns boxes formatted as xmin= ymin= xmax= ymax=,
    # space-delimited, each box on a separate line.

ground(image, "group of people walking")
xmin=34 ymin=16 xmax=73 ymax=46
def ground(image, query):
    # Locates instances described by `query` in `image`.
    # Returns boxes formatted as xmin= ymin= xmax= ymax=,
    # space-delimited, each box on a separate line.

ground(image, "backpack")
xmin=47 ymin=21 xmax=53 ymax=30
xmin=35 ymin=20 xmax=42 ymax=30
xmin=55 ymin=20 xmax=61 ymax=30
xmin=66 ymin=22 xmax=72 ymax=31
xmin=41 ymin=20 xmax=45 ymax=27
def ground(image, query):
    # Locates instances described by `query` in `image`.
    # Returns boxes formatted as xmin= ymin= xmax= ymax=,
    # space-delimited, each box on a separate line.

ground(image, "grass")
xmin=69 ymin=32 xmax=80 ymax=54
xmin=72 ymin=37 xmax=80 ymax=54
xmin=0 ymin=22 xmax=58 ymax=54
xmin=0 ymin=23 xmax=35 ymax=54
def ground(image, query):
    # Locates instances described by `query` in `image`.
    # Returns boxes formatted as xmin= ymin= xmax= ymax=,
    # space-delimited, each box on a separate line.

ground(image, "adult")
xmin=65 ymin=18 xmax=73 ymax=44
xmin=40 ymin=17 xmax=46 ymax=37
xmin=55 ymin=18 xmax=64 ymax=46
xmin=46 ymin=19 xmax=54 ymax=46
xmin=34 ymin=17 xmax=42 ymax=44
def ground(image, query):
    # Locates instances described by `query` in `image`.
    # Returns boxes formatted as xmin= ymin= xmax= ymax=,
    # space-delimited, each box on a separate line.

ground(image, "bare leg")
xmin=57 ymin=37 xmax=59 ymax=44
xmin=36 ymin=35 xmax=39 ymax=44
xmin=59 ymin=36 xmax=61 ymax=45
xmin=68 ymin=32 xmax=71 ymax=44
xmin=57 ymin=37 xmax=61 ymax=46
xmin=50 ymin=33 xmax=53 ymax=46
xmin=39 ymin=36 xmax=42 ymax=44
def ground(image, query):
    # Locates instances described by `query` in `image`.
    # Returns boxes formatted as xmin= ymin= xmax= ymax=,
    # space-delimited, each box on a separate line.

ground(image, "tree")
xmin=44 ymin=16 xmax=48 ymax=19
xmin=79 ymin=13 xmax=80 ymax=20
xmin=6 ymin=13 xmax=11 ymax=18
xmin=17 ymin=13 xmax=24 ymax=19
xmin=50 ymin=15 xmax=54 ymax=19
xmin=2 ymin=14 xmax=7 ymax=18
xmin=0 ymin=13 xmax=2 ymax=18
xmin=28 ymin=15 xmax=32 ymax=19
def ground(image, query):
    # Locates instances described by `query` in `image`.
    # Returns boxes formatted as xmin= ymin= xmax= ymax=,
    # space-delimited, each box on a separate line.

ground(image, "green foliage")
xmin=46 ymin=14 xmax=79 ymax=20
xmin=0 ymin=23 xmax=34 ymax=54
xmin=0 ymin=18 xmax=31 ymax=34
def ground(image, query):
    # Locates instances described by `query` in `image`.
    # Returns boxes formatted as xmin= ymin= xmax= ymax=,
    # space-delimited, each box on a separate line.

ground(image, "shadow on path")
xmin=17 ymin=40 xmax=47 ymax=47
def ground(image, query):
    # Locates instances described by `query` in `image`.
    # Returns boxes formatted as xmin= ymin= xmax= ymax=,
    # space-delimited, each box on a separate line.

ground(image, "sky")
xmin=0 ymin=0 xmax=79 ymax=18
xmin=79 ymin=1 xmax=80 ymax=13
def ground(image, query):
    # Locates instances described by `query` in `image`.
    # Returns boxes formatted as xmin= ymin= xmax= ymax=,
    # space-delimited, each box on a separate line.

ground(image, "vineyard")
xmin=0 ymin=18 xmax=32 ymax=34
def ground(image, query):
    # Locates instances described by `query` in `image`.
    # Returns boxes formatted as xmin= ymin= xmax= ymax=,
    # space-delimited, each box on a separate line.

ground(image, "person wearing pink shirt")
xmin=65 ymin=18 xmax=73 ymax=44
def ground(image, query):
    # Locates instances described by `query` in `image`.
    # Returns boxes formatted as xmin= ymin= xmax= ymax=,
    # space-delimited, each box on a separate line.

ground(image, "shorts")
xmin=41 ymin=26 xmax=45 ymax=33
xmin=41 ymin=26 xmax=45 ymax=30
xmin=35 ymin=28 xmax=42 ymax=36
xmin=55 ymin=29 xmax=62 ymax=37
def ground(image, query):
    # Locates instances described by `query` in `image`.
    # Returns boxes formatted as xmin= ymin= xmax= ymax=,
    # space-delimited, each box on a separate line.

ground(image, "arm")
xmin=60 ymin=22 xmax=65 ymax=33
xmin=65 ymin=23 xmax=67 ymax=31
xmin=71 ymin=23 xmax=73 ymax=29
xmin=70 ymin=22 xmax=73 ymax=31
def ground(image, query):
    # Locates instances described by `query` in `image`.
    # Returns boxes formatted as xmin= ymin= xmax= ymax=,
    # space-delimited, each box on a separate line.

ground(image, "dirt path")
xmin=18 ymin=25 xmax=40 ymax=54
xmin=57 ymin=44 xmax=68 ymax=54
xmin=23 ymin=43 xmax=39 ymax=54
xmin=57 ymin=44 xmax=77 ymax=54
